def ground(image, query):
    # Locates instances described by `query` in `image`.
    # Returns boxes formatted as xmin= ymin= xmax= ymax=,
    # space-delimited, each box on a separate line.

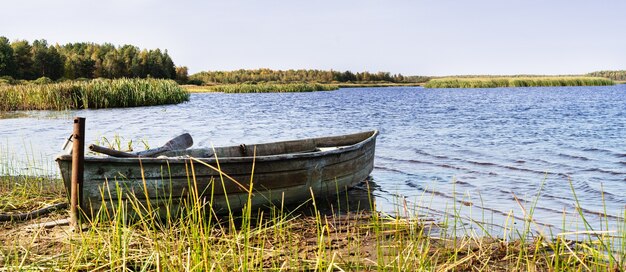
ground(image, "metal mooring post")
xmin=70 ymin=117 xmax=85 ymax=230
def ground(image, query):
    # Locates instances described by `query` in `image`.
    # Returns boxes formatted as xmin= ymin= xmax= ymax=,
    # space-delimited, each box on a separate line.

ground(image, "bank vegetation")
xmin=425 ymin=76 xmax=614 ymax=88
xmin=0 ymin=78 xmax=189 ymax=111
xmin=185 ymin=83 xmax=338 ymax=93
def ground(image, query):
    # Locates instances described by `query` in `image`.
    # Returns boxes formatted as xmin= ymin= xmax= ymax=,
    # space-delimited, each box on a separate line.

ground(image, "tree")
xmin=341 ymin=70 xmax=356 ymax=82
xmin=119 ymin=44 xmax=139 ymax=77
xmin=102 ymin=50 xmax=125 ymax=78
xmin=31 ymin=39 xmax=49 ymax=78
xmin=46 ymin=46 xmax=65 ymax=79
xmin=11 ymin=40 xmax=34 ymax=79
xmin=0 ymin=36 xmax=16 ymax=77
xmin=132 ymin=50 xmax=149 ymax=78
xmin=31 ymin=39 xmax=65 ymax=80
xmin=162 ymin=50 xmax=176 ymax=79
xmin=90 ymin=43 xmax=115 ymax=78
xmin=63 ymin=52 xmax=95 ymax=79
xmin=175 ymin=66 xmax=188 ymax=83
xmin=146 ymin=49 xmax=165 ymax=78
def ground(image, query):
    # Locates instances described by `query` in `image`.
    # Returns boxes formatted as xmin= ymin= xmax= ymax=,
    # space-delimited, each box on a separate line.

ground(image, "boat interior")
xmin=159 ymin=130 xmax=375 ymax=158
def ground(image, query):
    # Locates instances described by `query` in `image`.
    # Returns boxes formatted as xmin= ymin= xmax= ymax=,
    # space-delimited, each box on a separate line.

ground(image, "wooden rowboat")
xmin=56 ymin=130 xmax=378 ymax=218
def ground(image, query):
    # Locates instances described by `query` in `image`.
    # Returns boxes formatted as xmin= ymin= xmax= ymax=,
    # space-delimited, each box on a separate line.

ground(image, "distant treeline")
xmin=0 ymin=36 xmax=187 ymax=82
xmin=189 ymin=69 xmax=429 ymax=85
xmin=586 ymin=70 xmax=626 ymax=81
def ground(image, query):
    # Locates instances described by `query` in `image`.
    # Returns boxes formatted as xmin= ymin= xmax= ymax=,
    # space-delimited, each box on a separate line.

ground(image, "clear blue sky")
xmin=2 ymin=0 xmax=625 ymax=76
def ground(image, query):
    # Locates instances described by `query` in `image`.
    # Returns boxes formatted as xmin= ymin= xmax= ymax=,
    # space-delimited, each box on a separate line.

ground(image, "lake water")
xmin=1 ymin=85 xmax=625 ymax=234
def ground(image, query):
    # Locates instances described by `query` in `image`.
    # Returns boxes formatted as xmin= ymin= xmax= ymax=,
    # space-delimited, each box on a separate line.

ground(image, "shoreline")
xmin=0 ymin=175 xmax=623 ymax=270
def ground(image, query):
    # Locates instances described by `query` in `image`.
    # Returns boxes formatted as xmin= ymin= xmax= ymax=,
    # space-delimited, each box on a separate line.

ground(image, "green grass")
xmin=185 ymin=83 xmax=338 ymax=93
xmin=424 ymin=77 xmax=615 ymax=88
xmin=0 ymin=78 xmax=189 ymax=111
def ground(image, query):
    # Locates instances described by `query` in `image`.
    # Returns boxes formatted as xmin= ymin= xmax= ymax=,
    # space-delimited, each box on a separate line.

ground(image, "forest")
xmin=0 ymin=36 xmax=187 ymax=82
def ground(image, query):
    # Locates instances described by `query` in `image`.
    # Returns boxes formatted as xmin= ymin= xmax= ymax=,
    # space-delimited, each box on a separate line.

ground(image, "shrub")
xmin=33 ymin=77 xmax=53 ymax=85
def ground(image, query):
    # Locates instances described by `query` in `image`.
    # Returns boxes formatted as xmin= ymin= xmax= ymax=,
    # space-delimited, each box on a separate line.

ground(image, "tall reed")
xmin=0 ymin=78 xmax=189 ymax=111
xmin=425 ymin=77 xmax=615 ymax=88
xmin=186 ymin=83 xmax=338 ymax=93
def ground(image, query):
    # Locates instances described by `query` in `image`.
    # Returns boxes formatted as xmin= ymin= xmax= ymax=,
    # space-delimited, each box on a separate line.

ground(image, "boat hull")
xmin=56 ymin=131 xmax=378 ymax=218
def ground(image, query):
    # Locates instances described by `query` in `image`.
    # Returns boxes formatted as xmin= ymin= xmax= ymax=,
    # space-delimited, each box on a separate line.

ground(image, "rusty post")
xmin=70 ymin=117 xmax=85 ymax=229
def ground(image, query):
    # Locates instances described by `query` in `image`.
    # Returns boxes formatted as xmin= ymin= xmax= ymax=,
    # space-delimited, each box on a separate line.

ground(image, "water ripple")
xmin=2 ymin=85 xmax=626 ymax=231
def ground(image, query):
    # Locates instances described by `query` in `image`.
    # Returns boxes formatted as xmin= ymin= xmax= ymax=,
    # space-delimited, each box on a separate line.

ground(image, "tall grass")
xmin=0 ymin=145 xmax=65 ymax=221
xmin=425 ymin=77 xmax=615 ymax=88
xmin=0 ymin=78 xmax=189 ymax=111
xmin=1 ymin=177 xmax=623 ymax=270
xmin=0 ymin=151 xmax=624 ymax=270
xmin=185 ymin=83 xmax=338 ymax=93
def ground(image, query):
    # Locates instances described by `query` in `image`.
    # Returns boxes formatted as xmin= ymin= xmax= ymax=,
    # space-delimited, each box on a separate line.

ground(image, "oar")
xmin=89 ymin=133 xmax=193 ymax=158
xmin=88 ymin=145 xmax=137 ymax=157
xmin=135 ymin=133 xmax=193 ymax=157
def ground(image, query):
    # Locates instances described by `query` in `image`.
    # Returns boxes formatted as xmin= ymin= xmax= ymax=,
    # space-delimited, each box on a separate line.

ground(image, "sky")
xmin=1 ymin=0 xmax=625 ymax=76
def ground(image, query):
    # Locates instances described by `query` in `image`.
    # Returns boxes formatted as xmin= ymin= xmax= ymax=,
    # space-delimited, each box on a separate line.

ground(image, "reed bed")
xmin=185 ymin=83 xmax=338 ymax=93
xmin=336 ymin=83 xmax=424 ymax=88
xmin=0 ymin=78 xmax=189 ymax=111
xmin=425 ymin=77 xmax=615 ymax=88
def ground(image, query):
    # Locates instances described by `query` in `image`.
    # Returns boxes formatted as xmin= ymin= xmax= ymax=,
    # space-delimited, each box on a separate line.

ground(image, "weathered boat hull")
xmin=56 ymin=130 xmax=378 ymax=218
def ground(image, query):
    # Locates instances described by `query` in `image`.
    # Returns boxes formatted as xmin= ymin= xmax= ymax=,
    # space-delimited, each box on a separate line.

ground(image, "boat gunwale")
xmin=55 ymin=130 xmax=378 ymax=164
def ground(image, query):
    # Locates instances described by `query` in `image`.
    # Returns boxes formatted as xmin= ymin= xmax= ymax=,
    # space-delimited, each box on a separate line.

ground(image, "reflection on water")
xmin=0 ymin=112 xmax=29 ymax=119
xmin=1 ymin=85 xmax=625 ymax=233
